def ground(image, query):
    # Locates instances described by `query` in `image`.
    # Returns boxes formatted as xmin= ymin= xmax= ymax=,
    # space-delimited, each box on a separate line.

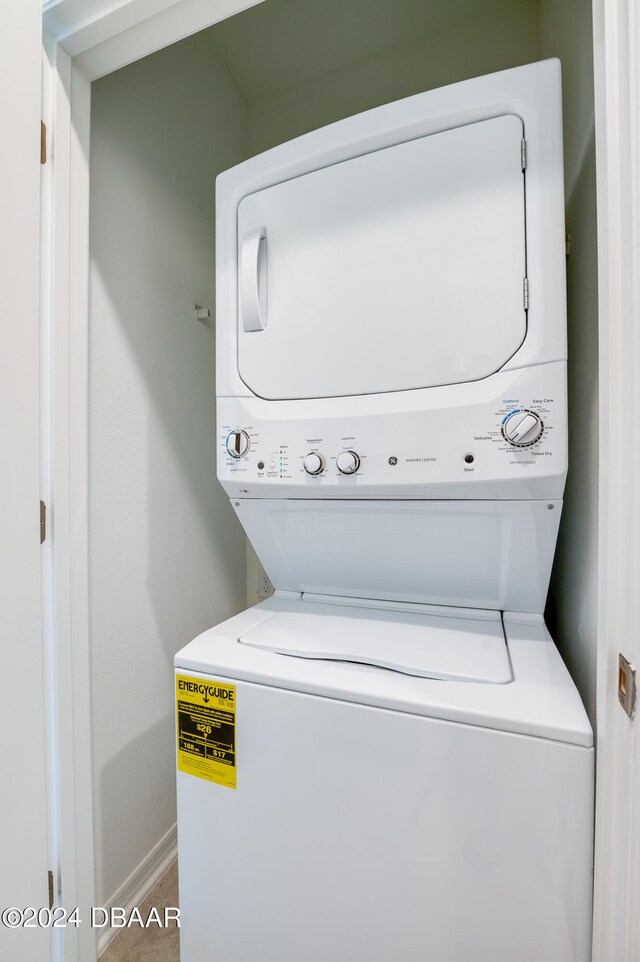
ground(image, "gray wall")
xmin=541 ymin=0 xmax=598 ymax=726
xmin=89 ymin=32 xmax=248 ymax=904
xmin=246 ymin=0 xmax=540 ymax=155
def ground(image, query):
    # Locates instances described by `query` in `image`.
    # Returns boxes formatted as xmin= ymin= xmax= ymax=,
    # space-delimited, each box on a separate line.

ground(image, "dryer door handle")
xmin=240 ymin=227 xmax=267 ymax=332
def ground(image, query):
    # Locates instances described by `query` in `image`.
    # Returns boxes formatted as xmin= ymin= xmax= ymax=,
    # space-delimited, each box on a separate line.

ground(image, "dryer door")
xmin=237 ymin=114 xmax=526 ymax=400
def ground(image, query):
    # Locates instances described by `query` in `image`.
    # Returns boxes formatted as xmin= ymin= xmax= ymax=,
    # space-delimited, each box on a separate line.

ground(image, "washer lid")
xmin=238 ymin=600 xmax=512 ymax=683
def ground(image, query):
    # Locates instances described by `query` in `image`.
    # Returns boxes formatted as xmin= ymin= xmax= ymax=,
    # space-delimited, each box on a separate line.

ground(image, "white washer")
xmin=177 ymin=597 xmax=592 ymax=961
xmin=176 ymin=59 xmax=593 ymax=961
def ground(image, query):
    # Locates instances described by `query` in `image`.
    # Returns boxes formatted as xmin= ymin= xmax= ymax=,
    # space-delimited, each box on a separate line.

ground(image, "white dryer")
xmin=175 ymin=60 xmax=593 ymax=962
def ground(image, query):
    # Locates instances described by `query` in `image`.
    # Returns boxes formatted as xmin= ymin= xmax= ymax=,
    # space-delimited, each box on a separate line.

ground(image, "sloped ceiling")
xmin=209 ymin=0 xmax=535 ymax=99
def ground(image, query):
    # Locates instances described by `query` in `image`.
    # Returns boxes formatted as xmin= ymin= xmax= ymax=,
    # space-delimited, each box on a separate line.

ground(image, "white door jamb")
xmin=592 ymin=1 xmax=640 ymax=959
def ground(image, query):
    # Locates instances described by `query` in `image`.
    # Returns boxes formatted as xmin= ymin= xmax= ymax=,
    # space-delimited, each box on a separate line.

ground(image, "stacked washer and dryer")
xmin=175 ymin=60 xmax=593 ymax=961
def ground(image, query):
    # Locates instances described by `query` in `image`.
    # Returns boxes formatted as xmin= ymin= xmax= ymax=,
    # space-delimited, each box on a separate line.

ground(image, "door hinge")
xmin=40 ymin=500 xmax=46 ymax=544
xmin=521 ymin=138 xmax=527 ymax=171
xmin=48 ymin=870 xmax=54 ymax=910
xmin=619 ymin=653 xmax=637 ymax=718
xmin=565 ymin=233 xmax=572 ymax=258
xmin=523 ymin=277 xmax=529 ymax=311
xmin=41 ymin=121 xmax=47 ymax=165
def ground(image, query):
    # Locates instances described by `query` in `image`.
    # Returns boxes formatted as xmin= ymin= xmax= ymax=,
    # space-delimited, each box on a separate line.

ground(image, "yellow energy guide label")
xmin=176 ymin=675 xmax=236 ymax=789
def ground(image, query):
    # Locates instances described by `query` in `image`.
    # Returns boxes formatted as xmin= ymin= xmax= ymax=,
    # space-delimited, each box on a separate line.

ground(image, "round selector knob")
xmin=502 ymin=410 xmax=544 ymax=447
xmin=303 ymin=452 xmax=325 ymax=476
xmin=336 ymin=450 xmax=361 ymax=475
xmin=226 ymin=429 xmax=250 ymax=459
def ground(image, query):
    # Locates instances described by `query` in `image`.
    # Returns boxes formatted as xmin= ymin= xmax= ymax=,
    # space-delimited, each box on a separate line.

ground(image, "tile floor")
xmin=99 ymin=860 xmax=180 ymax=962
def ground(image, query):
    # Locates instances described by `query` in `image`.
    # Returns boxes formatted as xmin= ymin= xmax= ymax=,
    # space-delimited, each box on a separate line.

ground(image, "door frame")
xmin=0 ymin=3 xmax=51 ymax=961
xmin=42 ymin=0 xmax=638 ymax=959
xmin=591 ymin=0 xmax=640 ymax=959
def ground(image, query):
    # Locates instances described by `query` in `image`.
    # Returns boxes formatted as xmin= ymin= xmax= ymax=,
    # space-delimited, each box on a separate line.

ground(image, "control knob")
xmin=336 ymin=450 xmax=361 ymax=475
xmin=303 ymin=452 xmax=325 ymax=476
xmin=502 ymin=411 xmax=544 ymax=446
xmin=226 ymin=429 xmax=250 ymax=459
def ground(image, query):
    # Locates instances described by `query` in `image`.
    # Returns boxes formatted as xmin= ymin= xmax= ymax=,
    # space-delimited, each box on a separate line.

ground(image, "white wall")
xmin=246 ymin=0 xmax=540 ymax=155
xmin=89 ymin=31 xmax=248 ymax=905
xmin=540 ymin=0 xmax=598 ymax=726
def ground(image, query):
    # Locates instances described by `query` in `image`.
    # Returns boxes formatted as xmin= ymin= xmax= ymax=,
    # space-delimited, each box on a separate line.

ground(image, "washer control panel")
xmin=218 ymin=363 xmax=567 ymax=499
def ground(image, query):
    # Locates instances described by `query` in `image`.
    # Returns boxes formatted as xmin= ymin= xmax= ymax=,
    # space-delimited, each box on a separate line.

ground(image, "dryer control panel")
xmin=217 ymin=362 xmax=567 ymax=500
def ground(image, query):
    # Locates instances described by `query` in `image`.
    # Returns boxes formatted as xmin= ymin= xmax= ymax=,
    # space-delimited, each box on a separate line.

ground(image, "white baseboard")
xmin=97 ymin=823 xmax=177 ymax=957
